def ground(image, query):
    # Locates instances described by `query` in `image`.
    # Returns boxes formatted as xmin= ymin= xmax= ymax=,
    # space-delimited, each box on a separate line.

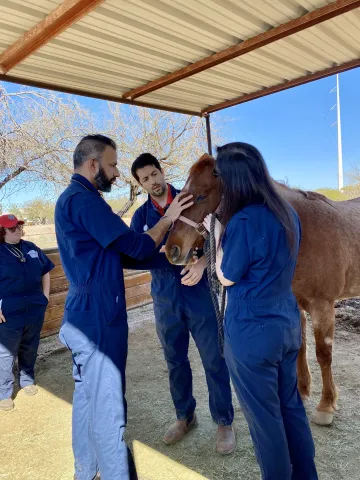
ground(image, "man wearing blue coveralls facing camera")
xmin=130 ymin=153 xmax=235 ymax=454
xmin=55 ymin=135 xmax=193 ymax=480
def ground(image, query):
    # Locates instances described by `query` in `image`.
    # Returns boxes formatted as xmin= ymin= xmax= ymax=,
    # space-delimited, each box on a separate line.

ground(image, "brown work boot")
xmin=216 ymin=425 xmax=236 ymax=455
xmin=22 ymin=384 xmax=38 ymax=396
xmin=0 ymin=398 xmax=14 ymax=411
xmin=163 ymin=414 xmax=197 ymax=445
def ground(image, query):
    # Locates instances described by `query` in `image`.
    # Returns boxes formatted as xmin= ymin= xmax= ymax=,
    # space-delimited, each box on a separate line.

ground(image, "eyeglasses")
xmin=6 ymin=225 xmax=23 ymax=233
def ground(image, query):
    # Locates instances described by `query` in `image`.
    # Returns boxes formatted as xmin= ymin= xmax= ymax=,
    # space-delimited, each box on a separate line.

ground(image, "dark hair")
xmin=73 ymin=135 xmax=117 ymax=169
xmin=0 ymin=227 xmax=5 ymax=244
xmin=216 ymin=142 xmax=296 ymax=254
xmin=131 ymin=153 xmax=161 ymax=182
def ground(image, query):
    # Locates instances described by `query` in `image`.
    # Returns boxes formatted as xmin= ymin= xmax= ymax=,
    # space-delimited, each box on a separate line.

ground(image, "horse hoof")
xmin=311 ymin=410 xmax=334 ymax=426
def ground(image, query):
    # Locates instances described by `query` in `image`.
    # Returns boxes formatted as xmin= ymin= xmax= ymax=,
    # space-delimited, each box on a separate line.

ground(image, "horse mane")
xmin=276 ymin=182 xmax=335 ymax=207
xmin=189 ymin=154 xmax=215 ymax=175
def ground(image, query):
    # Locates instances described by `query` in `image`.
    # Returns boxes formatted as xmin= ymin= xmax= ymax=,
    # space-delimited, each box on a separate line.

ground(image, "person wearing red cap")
xmin=0 ymin=214 xmax=54 ymax=411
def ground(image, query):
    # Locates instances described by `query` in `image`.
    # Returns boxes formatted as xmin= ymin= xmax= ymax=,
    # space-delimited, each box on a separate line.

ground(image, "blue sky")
xmin=2 ymin=66 xmax=360 ymax=205
xmin=213 ymin=67 xmax=360 ymax=191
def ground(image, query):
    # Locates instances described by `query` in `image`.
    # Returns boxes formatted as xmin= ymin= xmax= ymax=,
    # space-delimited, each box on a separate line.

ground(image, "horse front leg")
xmin=297 ymin=309 xmax=311 ymax=400
xmin=308 ymin=299 xmax=338 ymax=426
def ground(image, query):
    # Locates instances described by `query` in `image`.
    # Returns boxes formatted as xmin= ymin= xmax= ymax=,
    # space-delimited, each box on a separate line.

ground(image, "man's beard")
xmin=95 ymin=167 xmax=114 ymax=193
xmin=151 ymin=184 xmax=166 ymax=197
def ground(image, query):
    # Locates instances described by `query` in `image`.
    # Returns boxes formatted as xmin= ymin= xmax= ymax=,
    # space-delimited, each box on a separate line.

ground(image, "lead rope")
xmin=204 ymin=214 xmax=226 ymax=357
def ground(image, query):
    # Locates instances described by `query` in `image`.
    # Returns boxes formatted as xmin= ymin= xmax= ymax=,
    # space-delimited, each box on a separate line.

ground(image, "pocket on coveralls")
xmin=104 ymin=294 xmax=124 ymax=326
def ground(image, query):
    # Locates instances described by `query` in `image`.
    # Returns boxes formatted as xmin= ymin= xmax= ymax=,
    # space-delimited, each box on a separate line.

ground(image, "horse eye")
xmin=212 ymin=169 xmax=218 ymax=178
xmin=196 ymin=195 xmax=207 ymax=203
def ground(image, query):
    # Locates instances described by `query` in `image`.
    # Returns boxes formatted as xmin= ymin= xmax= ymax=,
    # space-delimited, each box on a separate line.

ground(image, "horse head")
xmin=165 ymin=154 xmax=221 ymax=265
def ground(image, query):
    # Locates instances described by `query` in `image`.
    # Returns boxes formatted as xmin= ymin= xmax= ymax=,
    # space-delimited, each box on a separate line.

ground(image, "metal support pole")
xmin=205 ymin=114 xmax=213 ymax=156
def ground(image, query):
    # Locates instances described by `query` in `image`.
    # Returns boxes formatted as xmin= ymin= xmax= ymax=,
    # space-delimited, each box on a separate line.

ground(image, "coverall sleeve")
xmin=37 ymin=248 xmax=55 ymax=275
xmin=121 ymin=251 xmax=170 ymax=270
xmin=77 ymin=195 xmax=155 ymax=259
xmin=123 ymin=208 xmax=170 ymax=269
xmin=221 ymin=216 xmax=250 ymax=283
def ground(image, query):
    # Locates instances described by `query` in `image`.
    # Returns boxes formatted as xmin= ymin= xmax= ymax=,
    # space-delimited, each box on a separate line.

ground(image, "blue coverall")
xmin=221 ymin=204 xmax=318 ymax=480
xmin=0 ymin=241 xmax=54 ymax=400
xmin=55 ymin=174 xmax=156 ymax=480
xmin=130 ymin=184 xmax=234 ymax=425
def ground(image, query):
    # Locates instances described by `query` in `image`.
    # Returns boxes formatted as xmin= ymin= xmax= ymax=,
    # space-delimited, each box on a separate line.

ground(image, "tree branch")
xmin=0 ymin=166 xmax=26 ymax=189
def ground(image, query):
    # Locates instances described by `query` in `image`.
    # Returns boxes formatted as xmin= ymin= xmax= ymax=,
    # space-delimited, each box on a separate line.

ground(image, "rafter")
xmin=122 ymin=0 xmax=360 ymax=101
xmin=202 ymin=58 xmax=360 ymax=114
xmin=0 ymin=0 xmax=105 ymax=74
xmin=0 ymin=74 xmax=202 ymax=117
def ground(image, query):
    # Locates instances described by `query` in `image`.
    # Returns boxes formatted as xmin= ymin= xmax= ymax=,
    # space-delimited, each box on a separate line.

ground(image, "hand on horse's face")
xmin=181 ymin=251 xmax=206 ymax=286
xmin=166 ymin=192 xmax=194 ymax=222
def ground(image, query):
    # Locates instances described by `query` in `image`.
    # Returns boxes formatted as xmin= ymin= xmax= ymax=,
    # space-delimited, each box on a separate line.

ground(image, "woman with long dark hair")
xmin=203 ymin=143 xmax=318 ymax=480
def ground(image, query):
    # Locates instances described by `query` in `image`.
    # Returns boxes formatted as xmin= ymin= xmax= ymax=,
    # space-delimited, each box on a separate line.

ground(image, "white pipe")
xmin=336 ymin=74 xmax=344 ymax=191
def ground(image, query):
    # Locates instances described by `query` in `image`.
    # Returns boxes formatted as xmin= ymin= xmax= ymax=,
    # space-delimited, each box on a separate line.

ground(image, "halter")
xmin=178 ymin=215 xmax=208 ymax=238
xmin=176 ymin=168 xmax=219 ymax=238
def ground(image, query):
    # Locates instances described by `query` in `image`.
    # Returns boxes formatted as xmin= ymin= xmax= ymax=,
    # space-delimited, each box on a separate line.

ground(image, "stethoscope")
xmin=4 ymin=243 xmax=26 ymax=263
xmin=71 ymin=179 xmax=103 ymax=197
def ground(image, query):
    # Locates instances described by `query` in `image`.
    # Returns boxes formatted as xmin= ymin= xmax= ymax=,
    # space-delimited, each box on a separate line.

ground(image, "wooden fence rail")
xmin=41 ymin=249 xmax=152 ymax=338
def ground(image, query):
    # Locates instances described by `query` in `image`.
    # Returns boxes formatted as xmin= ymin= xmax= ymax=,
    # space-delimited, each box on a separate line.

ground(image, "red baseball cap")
xmin=0 ymin=214 xmax=25 ymax=228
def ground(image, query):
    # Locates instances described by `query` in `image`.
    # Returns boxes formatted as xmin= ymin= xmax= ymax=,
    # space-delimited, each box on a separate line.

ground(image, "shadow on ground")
xmin=1 ymin=304 xmax=360 ymax=479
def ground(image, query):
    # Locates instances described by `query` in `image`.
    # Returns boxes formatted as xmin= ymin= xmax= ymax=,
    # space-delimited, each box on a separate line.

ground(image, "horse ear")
xmin=198 ymin=152 xmax=212 ymax=161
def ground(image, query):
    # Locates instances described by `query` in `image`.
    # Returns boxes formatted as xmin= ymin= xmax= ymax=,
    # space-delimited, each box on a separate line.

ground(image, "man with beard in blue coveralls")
xmin=129 ymin=153 xmax=235 ymax=454
xmin=55 ymin=135 xmax=193 ymax=480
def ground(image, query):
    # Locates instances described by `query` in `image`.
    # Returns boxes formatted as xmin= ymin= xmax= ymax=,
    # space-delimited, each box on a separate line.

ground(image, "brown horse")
xmin=165 ymin=154 xmax=360 ymax=426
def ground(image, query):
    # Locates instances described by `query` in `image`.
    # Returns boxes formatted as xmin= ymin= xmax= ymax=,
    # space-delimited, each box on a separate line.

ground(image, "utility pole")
xmin=336 ymin=74 xmax=344 ymax=191
xmin=330 ymin=74 xmax=344 ymax=191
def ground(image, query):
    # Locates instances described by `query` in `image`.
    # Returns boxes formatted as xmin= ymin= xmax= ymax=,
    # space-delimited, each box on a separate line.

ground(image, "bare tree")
xmin=1 ymin=83 xmax=220 ymax=207
xmin=104 ymin=105 xmax=218 ymax=193
xmin=0 ymin=83 xmax=94 ymax=201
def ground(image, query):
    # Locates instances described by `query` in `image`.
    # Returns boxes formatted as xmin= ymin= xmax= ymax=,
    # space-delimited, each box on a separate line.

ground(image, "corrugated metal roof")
xmin=1 ymin=0 xmax=360 ymax=115
xmin=0 ymin=1 xmax=63 ymax=55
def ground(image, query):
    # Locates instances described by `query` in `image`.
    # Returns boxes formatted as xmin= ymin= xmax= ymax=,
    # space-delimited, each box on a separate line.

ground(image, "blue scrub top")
xmin=0 ymin=240 xmax=54 ymax=327
xmin=221 ymin=204 xmax=301 ymax=313
xmin=55 ymin=174 xmax=155 ymax=328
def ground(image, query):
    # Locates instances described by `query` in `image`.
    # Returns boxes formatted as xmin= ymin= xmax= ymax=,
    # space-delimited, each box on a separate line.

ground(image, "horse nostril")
xmin=171 ymin=245 xmax=181 ymax=262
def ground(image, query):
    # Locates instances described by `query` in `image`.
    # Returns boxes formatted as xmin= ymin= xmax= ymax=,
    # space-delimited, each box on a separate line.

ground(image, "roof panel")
xmin=0 ymin=0 xmax=360 ymax=115
xmin=0 ymin=0 xmax=62 ymax=54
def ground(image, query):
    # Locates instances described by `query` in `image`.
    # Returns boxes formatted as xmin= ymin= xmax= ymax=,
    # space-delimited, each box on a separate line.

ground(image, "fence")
xmin=23 ymin=218 xmax=132 ymax=250
xmin=41 ymin=248 xmax=152 ymax=339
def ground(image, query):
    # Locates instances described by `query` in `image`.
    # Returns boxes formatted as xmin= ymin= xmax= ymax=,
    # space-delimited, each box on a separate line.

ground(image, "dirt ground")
xmin=1 ymin=301 xmax=360 ymax=480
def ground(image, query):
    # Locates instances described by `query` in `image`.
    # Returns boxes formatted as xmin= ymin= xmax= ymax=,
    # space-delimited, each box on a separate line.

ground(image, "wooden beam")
xmin=0 ymin=74 xmax=202 ymax=117
xmin=122 ymin=0 xmax=360 ymax=100
xmin=0 ymin=0 xmax=105 ymax=73
xmin=202 ymin=58 xmax=360 ymax=114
